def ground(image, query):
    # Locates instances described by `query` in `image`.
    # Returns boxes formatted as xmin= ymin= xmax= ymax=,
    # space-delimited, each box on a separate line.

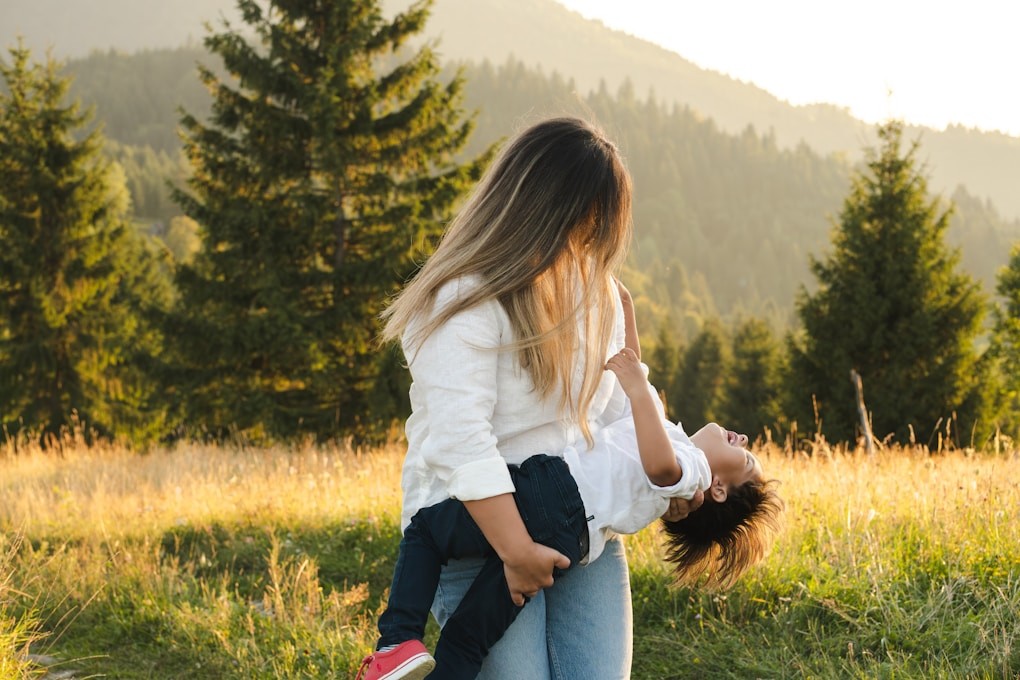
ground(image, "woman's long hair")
xmin=380 ymin=117 xmax=633 ymax=444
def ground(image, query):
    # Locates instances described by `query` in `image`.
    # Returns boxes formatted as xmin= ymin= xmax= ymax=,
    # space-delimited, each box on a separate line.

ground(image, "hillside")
xmin=410 ymin=0 xmax=1020 ymax=220
xmin=3 ymin=0 xmax=1019 ymax=219
xmin=50 ymin=46 xmax=1020 ymax=334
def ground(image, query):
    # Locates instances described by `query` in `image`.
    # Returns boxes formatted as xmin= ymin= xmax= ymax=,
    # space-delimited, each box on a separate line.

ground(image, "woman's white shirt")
xmin=399 ymin=274 xmax=628 ymax=530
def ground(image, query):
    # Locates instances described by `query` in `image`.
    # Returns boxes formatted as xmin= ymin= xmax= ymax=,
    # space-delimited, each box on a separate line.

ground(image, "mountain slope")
xmin=57 ymin=48 xmax=1019 ymax=330
xmin=2 ymin=0 xmax=1018 ymax=219
xmin=411 ymin=0 xmax=1020 ymax=219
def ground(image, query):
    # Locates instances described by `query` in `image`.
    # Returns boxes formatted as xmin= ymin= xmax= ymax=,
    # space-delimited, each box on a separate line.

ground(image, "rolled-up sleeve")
xmin=405 ymin=286 xmax=515 ymax=502
xmin=647 ymin=442 xmax=712 ymax=499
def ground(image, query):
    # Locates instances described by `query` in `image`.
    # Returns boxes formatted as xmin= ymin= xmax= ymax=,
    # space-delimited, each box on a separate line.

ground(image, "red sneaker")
xmin=356 ymin=640 xmax=435 ymax=680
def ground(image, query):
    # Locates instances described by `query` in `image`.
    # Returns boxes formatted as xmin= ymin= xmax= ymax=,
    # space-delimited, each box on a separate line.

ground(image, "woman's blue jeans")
xmin=379 ymin=455 xmax=605 ymax=678
xmin=431 ymin=535 xmax=632 ymax=679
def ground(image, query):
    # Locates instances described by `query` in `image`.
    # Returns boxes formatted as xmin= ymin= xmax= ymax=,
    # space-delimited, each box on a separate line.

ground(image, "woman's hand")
xmin=661 ymin=489 xmax=705 ymax=521
xmin=503 ymin=542 xmax=571 ymax=607
xmin=462 ymin=495 xmax=570 ymax=607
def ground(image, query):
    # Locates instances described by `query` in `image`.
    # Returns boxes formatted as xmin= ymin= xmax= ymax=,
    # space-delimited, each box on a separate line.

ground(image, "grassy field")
xmin=2 ymin=431 xmax=1019 ymax=679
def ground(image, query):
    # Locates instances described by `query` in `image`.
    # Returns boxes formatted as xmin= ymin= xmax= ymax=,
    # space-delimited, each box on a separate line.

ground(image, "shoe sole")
xmin=378 ymin=653 xmax=436 ymax=680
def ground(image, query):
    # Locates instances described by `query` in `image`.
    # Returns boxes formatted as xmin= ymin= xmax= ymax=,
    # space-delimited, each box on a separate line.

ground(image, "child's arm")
xmin=605 ymin=349 xmax=681 ymax=487
xmin=615 ymin=278 xmax=640 ymax=359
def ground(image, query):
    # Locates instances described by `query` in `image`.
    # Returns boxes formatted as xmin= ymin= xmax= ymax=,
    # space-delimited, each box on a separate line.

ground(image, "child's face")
xmin=690 ymin=423 xmax=763 ymax=500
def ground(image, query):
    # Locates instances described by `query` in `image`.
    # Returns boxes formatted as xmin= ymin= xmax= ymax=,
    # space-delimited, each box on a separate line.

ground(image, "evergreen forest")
xmin=58 ymin=47 xmax=1020 ymax=327
xmin=3 ymin=0 xmax=1020 ymax=448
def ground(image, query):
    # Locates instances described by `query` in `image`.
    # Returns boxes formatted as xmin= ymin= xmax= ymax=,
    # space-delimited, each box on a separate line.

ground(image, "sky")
xmin=555 ymin=0 xmax=1020 ymax=138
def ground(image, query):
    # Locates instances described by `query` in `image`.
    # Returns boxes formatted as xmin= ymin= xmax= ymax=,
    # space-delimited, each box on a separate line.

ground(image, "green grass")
xmin=1 ymin=534 xmax=47 ymax=678
xmin=1 ymin=435 xmax=1018 ymax=678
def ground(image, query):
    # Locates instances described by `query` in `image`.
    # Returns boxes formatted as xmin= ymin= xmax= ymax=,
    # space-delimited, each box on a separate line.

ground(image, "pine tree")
xmin=168 ymin=0 xmax=484 ymax=441
xmin=646 ymin=322 xmax=681 ymax=417
xmin=789 ymin=121 xmax=987 ymax=445
xmin=0 ymin=43 xmax=170 ymax=445
xmin=671 ymin=320 xmax=729 ymax=431
xmin=719 ymin=318 xmax=784 ymax=440
xmin=990 ymin=244 xmax=1020 ymax=436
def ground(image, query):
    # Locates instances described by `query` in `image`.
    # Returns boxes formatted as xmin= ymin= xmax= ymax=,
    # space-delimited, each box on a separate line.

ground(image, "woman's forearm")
xmin=464 ymin=494 xmax=569 ymax=605
xmin=463 ymin=494 xmax=533 ymax=559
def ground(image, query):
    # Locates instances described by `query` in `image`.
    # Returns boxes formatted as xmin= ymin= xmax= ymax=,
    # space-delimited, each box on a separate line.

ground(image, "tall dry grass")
xmin=0 ymin=433 xmax=404 ymax=538
xmin=1 ymin=430 xmax=1018 ymax=676
xmin=0 ymin=433 xmax=405 ymax=676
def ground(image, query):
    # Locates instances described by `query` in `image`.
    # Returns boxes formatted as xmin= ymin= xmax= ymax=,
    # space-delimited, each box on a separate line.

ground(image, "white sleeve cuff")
xmin=647 ymin=445 xmax=712 ymax=498
xmin=647 ymin=473 xmax=701 ymax=499
xmin=447 ymin=456 xmax=515 ymax=501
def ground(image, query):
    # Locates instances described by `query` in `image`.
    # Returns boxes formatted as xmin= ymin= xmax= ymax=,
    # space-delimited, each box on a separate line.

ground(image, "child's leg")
xmin=431 ymin=552 xmax=522 ymax=679
xmin=432 ymin=558 xmax=552 ymax=680
xmin=378 ymin=498 xmax=493 ymax=649
xmin=429 ymin=455 xmax=588 ymax=678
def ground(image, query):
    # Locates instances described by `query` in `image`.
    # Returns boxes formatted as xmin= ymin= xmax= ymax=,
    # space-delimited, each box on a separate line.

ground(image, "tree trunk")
xmin=850 ymin=368 xmax=875 ymax=455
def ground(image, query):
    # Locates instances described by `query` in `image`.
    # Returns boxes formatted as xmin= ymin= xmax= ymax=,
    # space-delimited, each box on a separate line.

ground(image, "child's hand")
xmin=605 ymin=348 xmax=645 ymax=396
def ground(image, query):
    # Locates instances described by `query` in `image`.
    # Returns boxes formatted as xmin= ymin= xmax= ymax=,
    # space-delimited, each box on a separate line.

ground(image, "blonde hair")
xmin=381 ymin=117 xmax=633 ymax=444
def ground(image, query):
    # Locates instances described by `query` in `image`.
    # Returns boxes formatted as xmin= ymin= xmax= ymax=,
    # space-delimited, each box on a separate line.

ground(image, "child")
xmin=357 ymin=289 xmax=783 ymax=680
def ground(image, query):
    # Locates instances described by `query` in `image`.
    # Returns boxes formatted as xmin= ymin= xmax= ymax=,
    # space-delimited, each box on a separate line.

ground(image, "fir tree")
xmin=646 ymin=322 xmax=680 ymax=417
xmin=671 ymin=320 xmax=729 ymax=431
xmin=990 ymin=244 xmax=1020 ymax=436
xmin=169 ymin=0 xmax=484 ymax=441
xmin=0 ymin=43 xmax=170 ymax=445
xmin=789 ymin=121 xmax=987 ymax=445
xmin=719 ymin=317 xmax=784 ymax=440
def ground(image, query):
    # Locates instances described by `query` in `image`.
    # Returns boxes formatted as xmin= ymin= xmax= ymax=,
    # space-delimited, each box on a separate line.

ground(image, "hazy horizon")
xmin=555 ymin=0 xmax=1020 ymax=138
xmin=3 ymin=0 xmax=1018 ymax=140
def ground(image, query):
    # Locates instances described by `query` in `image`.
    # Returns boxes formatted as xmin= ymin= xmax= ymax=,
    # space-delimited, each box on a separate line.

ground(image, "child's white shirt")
xmin=562 ymin=386 xmax=712 ymax=564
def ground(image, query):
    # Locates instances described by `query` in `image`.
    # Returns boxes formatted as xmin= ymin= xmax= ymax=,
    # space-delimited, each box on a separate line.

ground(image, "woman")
xmin=380 ymin=117 xmax=692 ymax=678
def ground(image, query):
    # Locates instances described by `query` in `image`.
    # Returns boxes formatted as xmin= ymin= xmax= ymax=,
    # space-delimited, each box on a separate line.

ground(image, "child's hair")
xmin=660 ymin=479 xmax=783 ymax=590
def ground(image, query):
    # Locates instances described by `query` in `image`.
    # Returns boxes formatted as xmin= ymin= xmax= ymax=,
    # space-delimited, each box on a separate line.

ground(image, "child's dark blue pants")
xmin=377 ymin=453 xmax=589 ymax=679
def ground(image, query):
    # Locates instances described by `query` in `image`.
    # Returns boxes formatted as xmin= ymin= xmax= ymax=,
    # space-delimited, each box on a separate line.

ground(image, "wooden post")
xmin=850 ymin=369 xmax=875 ymax=456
